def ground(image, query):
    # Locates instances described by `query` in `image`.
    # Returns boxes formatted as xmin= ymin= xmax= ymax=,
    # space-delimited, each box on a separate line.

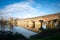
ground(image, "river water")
xmin=0 ymin=25 xmax=37 ymax=38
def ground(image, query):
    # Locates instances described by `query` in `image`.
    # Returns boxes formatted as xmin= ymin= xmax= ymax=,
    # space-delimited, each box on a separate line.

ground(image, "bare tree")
xmin=0 ymin=18 xmax=6 ymax=31
xmin=8 ymin=17 xmax=14 ymax=31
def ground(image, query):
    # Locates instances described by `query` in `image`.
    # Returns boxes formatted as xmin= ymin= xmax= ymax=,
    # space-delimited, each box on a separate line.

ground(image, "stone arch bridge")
xmin=16 ymin=13 xmax=60 ymax=32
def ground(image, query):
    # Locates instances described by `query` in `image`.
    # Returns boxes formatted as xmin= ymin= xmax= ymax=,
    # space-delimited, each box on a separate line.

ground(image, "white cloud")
xmin=0 ymin=0 xmax=46 ymax=19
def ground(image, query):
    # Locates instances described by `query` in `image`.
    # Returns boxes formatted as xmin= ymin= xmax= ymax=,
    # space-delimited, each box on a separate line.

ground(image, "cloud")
xmin=0 ymin=0 xmax=46 ymax=19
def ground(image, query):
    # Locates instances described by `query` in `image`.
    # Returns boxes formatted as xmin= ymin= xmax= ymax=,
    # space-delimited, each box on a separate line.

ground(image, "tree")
xmin=8 ymin=17 xmax=14 ymax=31
xmin=0 ymin=18 xmax=7 ymax=31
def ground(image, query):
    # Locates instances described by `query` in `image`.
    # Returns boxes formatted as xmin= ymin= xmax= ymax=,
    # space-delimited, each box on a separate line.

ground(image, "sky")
xmin=0 ymin=0 xmax=60 ymax=19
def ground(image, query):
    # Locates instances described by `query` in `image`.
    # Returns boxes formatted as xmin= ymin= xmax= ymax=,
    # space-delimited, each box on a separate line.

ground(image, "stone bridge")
xmin=16 ymin=13 xmax=60 ymax=32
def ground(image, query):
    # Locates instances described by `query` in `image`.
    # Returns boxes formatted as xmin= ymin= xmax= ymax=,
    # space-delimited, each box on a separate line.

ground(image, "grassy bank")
xmin=29 ymin=29 xmax=60 ymax=40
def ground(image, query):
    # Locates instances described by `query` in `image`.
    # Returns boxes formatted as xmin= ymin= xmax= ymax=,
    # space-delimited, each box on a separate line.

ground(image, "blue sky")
xmin=0 ymin=0 xmax=60 ymax=19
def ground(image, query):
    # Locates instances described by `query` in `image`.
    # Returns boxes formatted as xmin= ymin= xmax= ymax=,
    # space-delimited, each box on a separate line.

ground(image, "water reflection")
xmin=0 ymin=25 xmax=37 ymax=38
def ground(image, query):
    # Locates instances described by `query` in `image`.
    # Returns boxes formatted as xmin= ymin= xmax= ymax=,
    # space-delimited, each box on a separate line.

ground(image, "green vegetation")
xmin=29 ymin=29 xmax=60 ymax=40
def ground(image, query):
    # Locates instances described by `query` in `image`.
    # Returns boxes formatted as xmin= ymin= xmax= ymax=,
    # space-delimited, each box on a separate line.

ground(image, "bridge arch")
xmin=27 ymin=20 xmax=35 ymax=29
